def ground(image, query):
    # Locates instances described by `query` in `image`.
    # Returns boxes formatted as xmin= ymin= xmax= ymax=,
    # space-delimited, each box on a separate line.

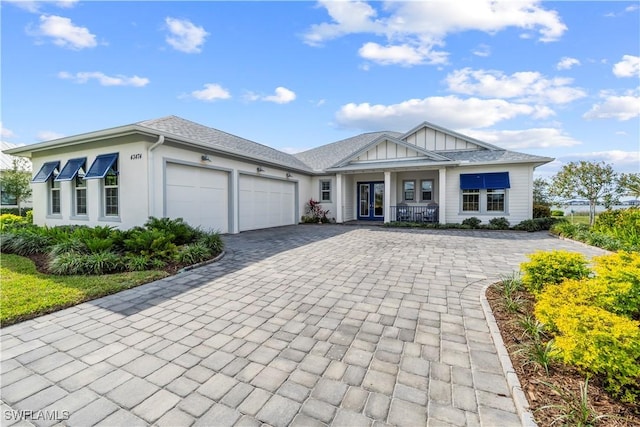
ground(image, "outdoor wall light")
xmin=286 ymin=173 xmax=293 ymax=178
xmin=257 ymin=166 xmax=265 ymax=173
xmin=201 ymin=155 xmax=211 ymax=162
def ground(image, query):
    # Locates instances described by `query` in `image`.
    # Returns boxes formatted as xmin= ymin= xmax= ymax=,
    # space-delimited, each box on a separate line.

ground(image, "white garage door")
xmin=239 ymin=175 xmax=296 ymax=231
xmin=166 ymin=163 xmax=229 ymax=233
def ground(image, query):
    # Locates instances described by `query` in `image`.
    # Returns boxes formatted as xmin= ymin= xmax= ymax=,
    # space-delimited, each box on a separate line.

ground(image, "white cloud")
xmin=557 ymin=151 xmax=640 ymax=172
xmin=472 ymin=44 xmax=491 ymax=57
xmin=189 ymin=83 xmax=231 ymax=101
xmin=1 ymin=123 xmax=16 ymax=139
xmin=58 ymin=71 xmax=149 ymax=87
xmin=358 ymin=42 xmax=434 ymax=66
xmin=31 ymin=15 xmax=97 ymax=49
xmin=246 ymin=87 xmax=297 ymax=104
xmin=613 ymin=55 xmax=640 ymax=78
xmin=37 ymin=130 xmax=65 ymax=141
xmin=7 ymin=0 xmax=78 ymax=13
xmin=583 ymin=89 xmax=640 ymax=121
xmin=556 ymin=57 xmax=580 ymax=70
xmin=460 ymin=128 xmax=581 ymax=149
xmin=334 ymin=96 xmax=550 ymax=131
xmin=445 ymin=68 xmax=586 ymax=104
xmin=304 ymin=0 xmax=566 ymax=66
xmin=165 ymin=17 xmax=208 ymax=53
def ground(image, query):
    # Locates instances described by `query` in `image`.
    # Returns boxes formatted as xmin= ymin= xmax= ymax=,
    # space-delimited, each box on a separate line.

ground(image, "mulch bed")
xmin=486 ymin=285 xmax=639 ymax=426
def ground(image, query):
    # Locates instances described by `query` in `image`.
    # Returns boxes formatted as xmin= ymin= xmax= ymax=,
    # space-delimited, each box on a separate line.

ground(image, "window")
xmin=74 ymin=175 xmax=87 ymax=215
xmin=320 ymin=179 xmax=331 ymax=202
xmin=1 ymin=184 xmax=17 ymax=206
xmin=104 ymin=169 xmax=119 ymax=216
xmin=487 ymin=189 xmax=505 ymax=212
xmin=85 ymin=154 xmax=119 ymax=218
xmin=50 ymin=179 xmax=61 ymax=215
xmin=462 ymin=189 xmax=480 ymax=212
xmin=421 ymin=180 xmax=433 ymax=201
xmin=403 ymin=181 xmax=415 ymax=201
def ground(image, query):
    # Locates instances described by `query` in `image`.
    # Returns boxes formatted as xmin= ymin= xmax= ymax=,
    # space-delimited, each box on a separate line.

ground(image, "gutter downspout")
xmin=147 ymin=135 xmax=165 ymax=219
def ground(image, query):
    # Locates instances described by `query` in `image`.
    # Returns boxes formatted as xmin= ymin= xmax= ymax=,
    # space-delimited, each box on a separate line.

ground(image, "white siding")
xmin=354 ymin=140 xmax=422 ymax=162
xmin=445 ymin=164 xmax=533 ymax=225
xmin=404 ymin=126 xmax=481 ymax=151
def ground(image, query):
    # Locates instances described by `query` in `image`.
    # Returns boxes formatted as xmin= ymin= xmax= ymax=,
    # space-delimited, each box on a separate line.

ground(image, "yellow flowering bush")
xmin=520 ymin=250 xmax=590 ymax=293
xmin=533 ymin=251 xmax=640 ymax=402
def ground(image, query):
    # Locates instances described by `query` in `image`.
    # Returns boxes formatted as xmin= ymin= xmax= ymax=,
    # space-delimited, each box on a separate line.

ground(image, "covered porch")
xmin=333 ymin=167 xmax=447 ymax=225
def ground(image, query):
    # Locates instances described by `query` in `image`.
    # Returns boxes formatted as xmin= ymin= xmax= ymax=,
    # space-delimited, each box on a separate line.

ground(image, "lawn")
xmin=0 ymin=254 xmax=168 ymax=326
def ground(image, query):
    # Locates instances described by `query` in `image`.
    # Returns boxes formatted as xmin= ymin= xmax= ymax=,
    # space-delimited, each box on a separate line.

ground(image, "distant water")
xmin=552 ymin=204 xmax=637 ymax=215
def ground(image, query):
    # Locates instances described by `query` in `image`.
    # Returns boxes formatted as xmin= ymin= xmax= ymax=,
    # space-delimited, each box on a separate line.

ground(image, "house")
xmin=3 ymin=116 xmax=552 ymax=232
xmin=1 ymin=141 xmax=33 ymax=212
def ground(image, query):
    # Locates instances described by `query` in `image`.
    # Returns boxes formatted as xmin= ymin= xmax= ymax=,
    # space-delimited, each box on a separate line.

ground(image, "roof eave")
xmin=454 ymin=157 xmax=555 ymax=168
xmin=3 ymin=125 xmax=156 ymax=157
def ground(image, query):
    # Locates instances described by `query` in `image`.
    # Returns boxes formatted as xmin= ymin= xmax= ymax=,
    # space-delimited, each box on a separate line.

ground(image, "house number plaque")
xmin=130 ymin=154 xmax=142 ymax=160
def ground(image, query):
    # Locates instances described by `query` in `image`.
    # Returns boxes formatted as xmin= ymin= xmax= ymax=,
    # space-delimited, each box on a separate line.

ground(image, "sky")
xmin=1 ymin=0 xmax=639 ymax=177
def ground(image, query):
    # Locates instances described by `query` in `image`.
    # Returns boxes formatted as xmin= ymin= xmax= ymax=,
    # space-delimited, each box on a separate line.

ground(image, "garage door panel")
xmin=239 ymin=175 xmax=295 ymax=231
xmin=166 ymin=163 xmax=229 ymax=233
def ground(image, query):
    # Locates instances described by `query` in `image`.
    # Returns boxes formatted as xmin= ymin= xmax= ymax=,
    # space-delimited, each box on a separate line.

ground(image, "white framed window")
xmin=74 ymin=175 xmax=87 ymax=216
xmin=487 ymin=188 xmax=505 ymax=212
xmin=85 ymin=153 xmax=119 ymax=219
xmin=421 ymin=180 xmax=433 ymax=201
xmin=50 ymin=179 xmax=61 ymax=215
xmin=104 ymin=170 xmax=119 ymax=217
xmin=462 ymin=189 xmax=480 ymax=212
xmin=403 ymin=180 xmax=415 ymax=201
xmin=320 ymin=179 xmax=332 ymax=202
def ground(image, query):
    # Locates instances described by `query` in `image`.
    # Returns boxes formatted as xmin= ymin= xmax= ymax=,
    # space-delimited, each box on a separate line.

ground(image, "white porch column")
xmin=335 ymin=173 xmax=343 ymax=223
xmin=438 ymin=168 xmax=447 ymax=224
xmin=384 ymin=171 xmax=391 ymax=223
xmin=230 ymin=169 xmax=240 ymax=234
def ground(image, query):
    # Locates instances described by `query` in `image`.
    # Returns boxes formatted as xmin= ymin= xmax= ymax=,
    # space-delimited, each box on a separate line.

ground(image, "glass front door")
xmin=358 ymin=182 xmax=384 ymax=220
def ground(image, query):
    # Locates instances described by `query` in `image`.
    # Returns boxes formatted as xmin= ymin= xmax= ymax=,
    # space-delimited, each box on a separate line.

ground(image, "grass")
xmin=0 ymin=254 xmax=168 ymax=326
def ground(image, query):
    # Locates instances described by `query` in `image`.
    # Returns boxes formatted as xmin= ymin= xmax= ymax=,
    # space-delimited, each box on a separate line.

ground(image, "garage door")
xmin=239 ymin=175 xmax=295 ymax=231
xmin=165 ymin=163 xmax=229 ymax=233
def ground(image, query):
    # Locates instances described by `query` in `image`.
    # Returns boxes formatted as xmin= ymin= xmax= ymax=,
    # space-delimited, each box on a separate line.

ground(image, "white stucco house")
xmin=3 ymin=116 xmax=552 ymax=233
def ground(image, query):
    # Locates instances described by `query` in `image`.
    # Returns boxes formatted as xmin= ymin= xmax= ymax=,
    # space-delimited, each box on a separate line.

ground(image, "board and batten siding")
xmin=404 ymin=127 xmax=481 ymax=151
xmin=444 ymin=164 xmax=534 ymax=225
xmin=354 ymin=140 xmax=422 ymax=162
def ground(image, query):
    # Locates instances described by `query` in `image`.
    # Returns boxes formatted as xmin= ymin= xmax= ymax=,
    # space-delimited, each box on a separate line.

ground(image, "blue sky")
xmin=2 ymin=0 xmax=639 ymax=177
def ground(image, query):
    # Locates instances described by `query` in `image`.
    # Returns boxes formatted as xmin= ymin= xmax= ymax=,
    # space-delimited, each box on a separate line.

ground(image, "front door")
xmin=358 ymin=181 xmax=384 ymax=220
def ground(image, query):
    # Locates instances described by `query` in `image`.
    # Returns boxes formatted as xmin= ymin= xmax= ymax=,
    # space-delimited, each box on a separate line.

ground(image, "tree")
xmin=1 ymin=158 xmax=32 ymax=215
xmin=618 ymin=172 xmax=640 ymax=199
xmin=549 ymin=161 xmax=618 ymax=226
xmin=533 ymin=177 xmax=551 ymax=206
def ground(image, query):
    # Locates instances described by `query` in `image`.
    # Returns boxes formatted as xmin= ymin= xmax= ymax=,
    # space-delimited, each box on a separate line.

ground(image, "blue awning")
xmin=460 ymin=172 xmax=510 ymax=190
xmin=55 ymin=158 xmax=86 ymax=181
xmin=85 ymin=153 xmax=118 ymax=179
xmin=32 ymin=161 xmax=60 ymax=183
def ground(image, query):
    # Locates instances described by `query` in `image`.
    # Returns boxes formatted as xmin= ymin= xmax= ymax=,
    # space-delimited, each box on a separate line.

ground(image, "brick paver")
xmin=0 ymin=225 xmax=606 ymax=426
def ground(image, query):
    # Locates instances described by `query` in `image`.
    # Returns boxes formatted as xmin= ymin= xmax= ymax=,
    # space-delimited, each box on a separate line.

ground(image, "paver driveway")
xmin=1 ymin=225 xmax=607 ymax=427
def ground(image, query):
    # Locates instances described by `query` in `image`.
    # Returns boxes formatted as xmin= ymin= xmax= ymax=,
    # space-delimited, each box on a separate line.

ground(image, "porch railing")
xmin=391 ymin=205 xmax=439 ymax=223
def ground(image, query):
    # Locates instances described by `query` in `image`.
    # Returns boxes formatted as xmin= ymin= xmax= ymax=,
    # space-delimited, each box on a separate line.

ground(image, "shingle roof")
xmin=294 ymin=131 xmax=403 ymax=172
xmin=437 ymin=149 xmax=552 ymax=164
xmin=137 ymin=116 xmax=314 ymax=173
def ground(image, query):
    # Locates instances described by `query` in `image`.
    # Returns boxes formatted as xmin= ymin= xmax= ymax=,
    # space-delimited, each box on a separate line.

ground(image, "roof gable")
xmin=401 ymin=121 xmax=502 ymax=151
xmin=332 ymin=135 xmax=451 ymax=167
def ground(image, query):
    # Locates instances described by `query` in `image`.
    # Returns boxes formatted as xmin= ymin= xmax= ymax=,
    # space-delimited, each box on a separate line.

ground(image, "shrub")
xmin=593 ymin=207 xmax=640 ymax=248
xmin=49 ymin=239 xmax=88 ymax=257
xmin=49 ymin=251 xmax=124 ymax=275
xmin=2 ymin=227 xmax=54 ymax=255
xmin=124 ymin=229 xmax=178 ymax=260
xmin=520 ymin=250 xmax=590 ymax=293
xmin=195 ymin=231 xmax=224 ymax=254
xmin=533 ymin=204 xmax=551 ymax=218
xmin=175 ymin=243 xmax=212 ymax=265
xmin=305 ymin=199 xmax=330 ymax=223
xmin=144 ymin=217 xmax=198 ymax=245
xmin=551 ymin=210 xmax=564 ymax=217
xmin=592 ymin=252 xmax=640 ymax=319
xmin=124 ymin=254 xmax=152 ymax=271
xmin=536 ymin=299 xmax=640 ymax=401
xmin=461 ymin=217 xmax=481 ymax=228
xmin=488 ymin=217 xmax=510 ymax=230
xmin=0 ymin=214 xmax=27 ymax=231
xmin=514 ymin=219 xmax=541 ymax=232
